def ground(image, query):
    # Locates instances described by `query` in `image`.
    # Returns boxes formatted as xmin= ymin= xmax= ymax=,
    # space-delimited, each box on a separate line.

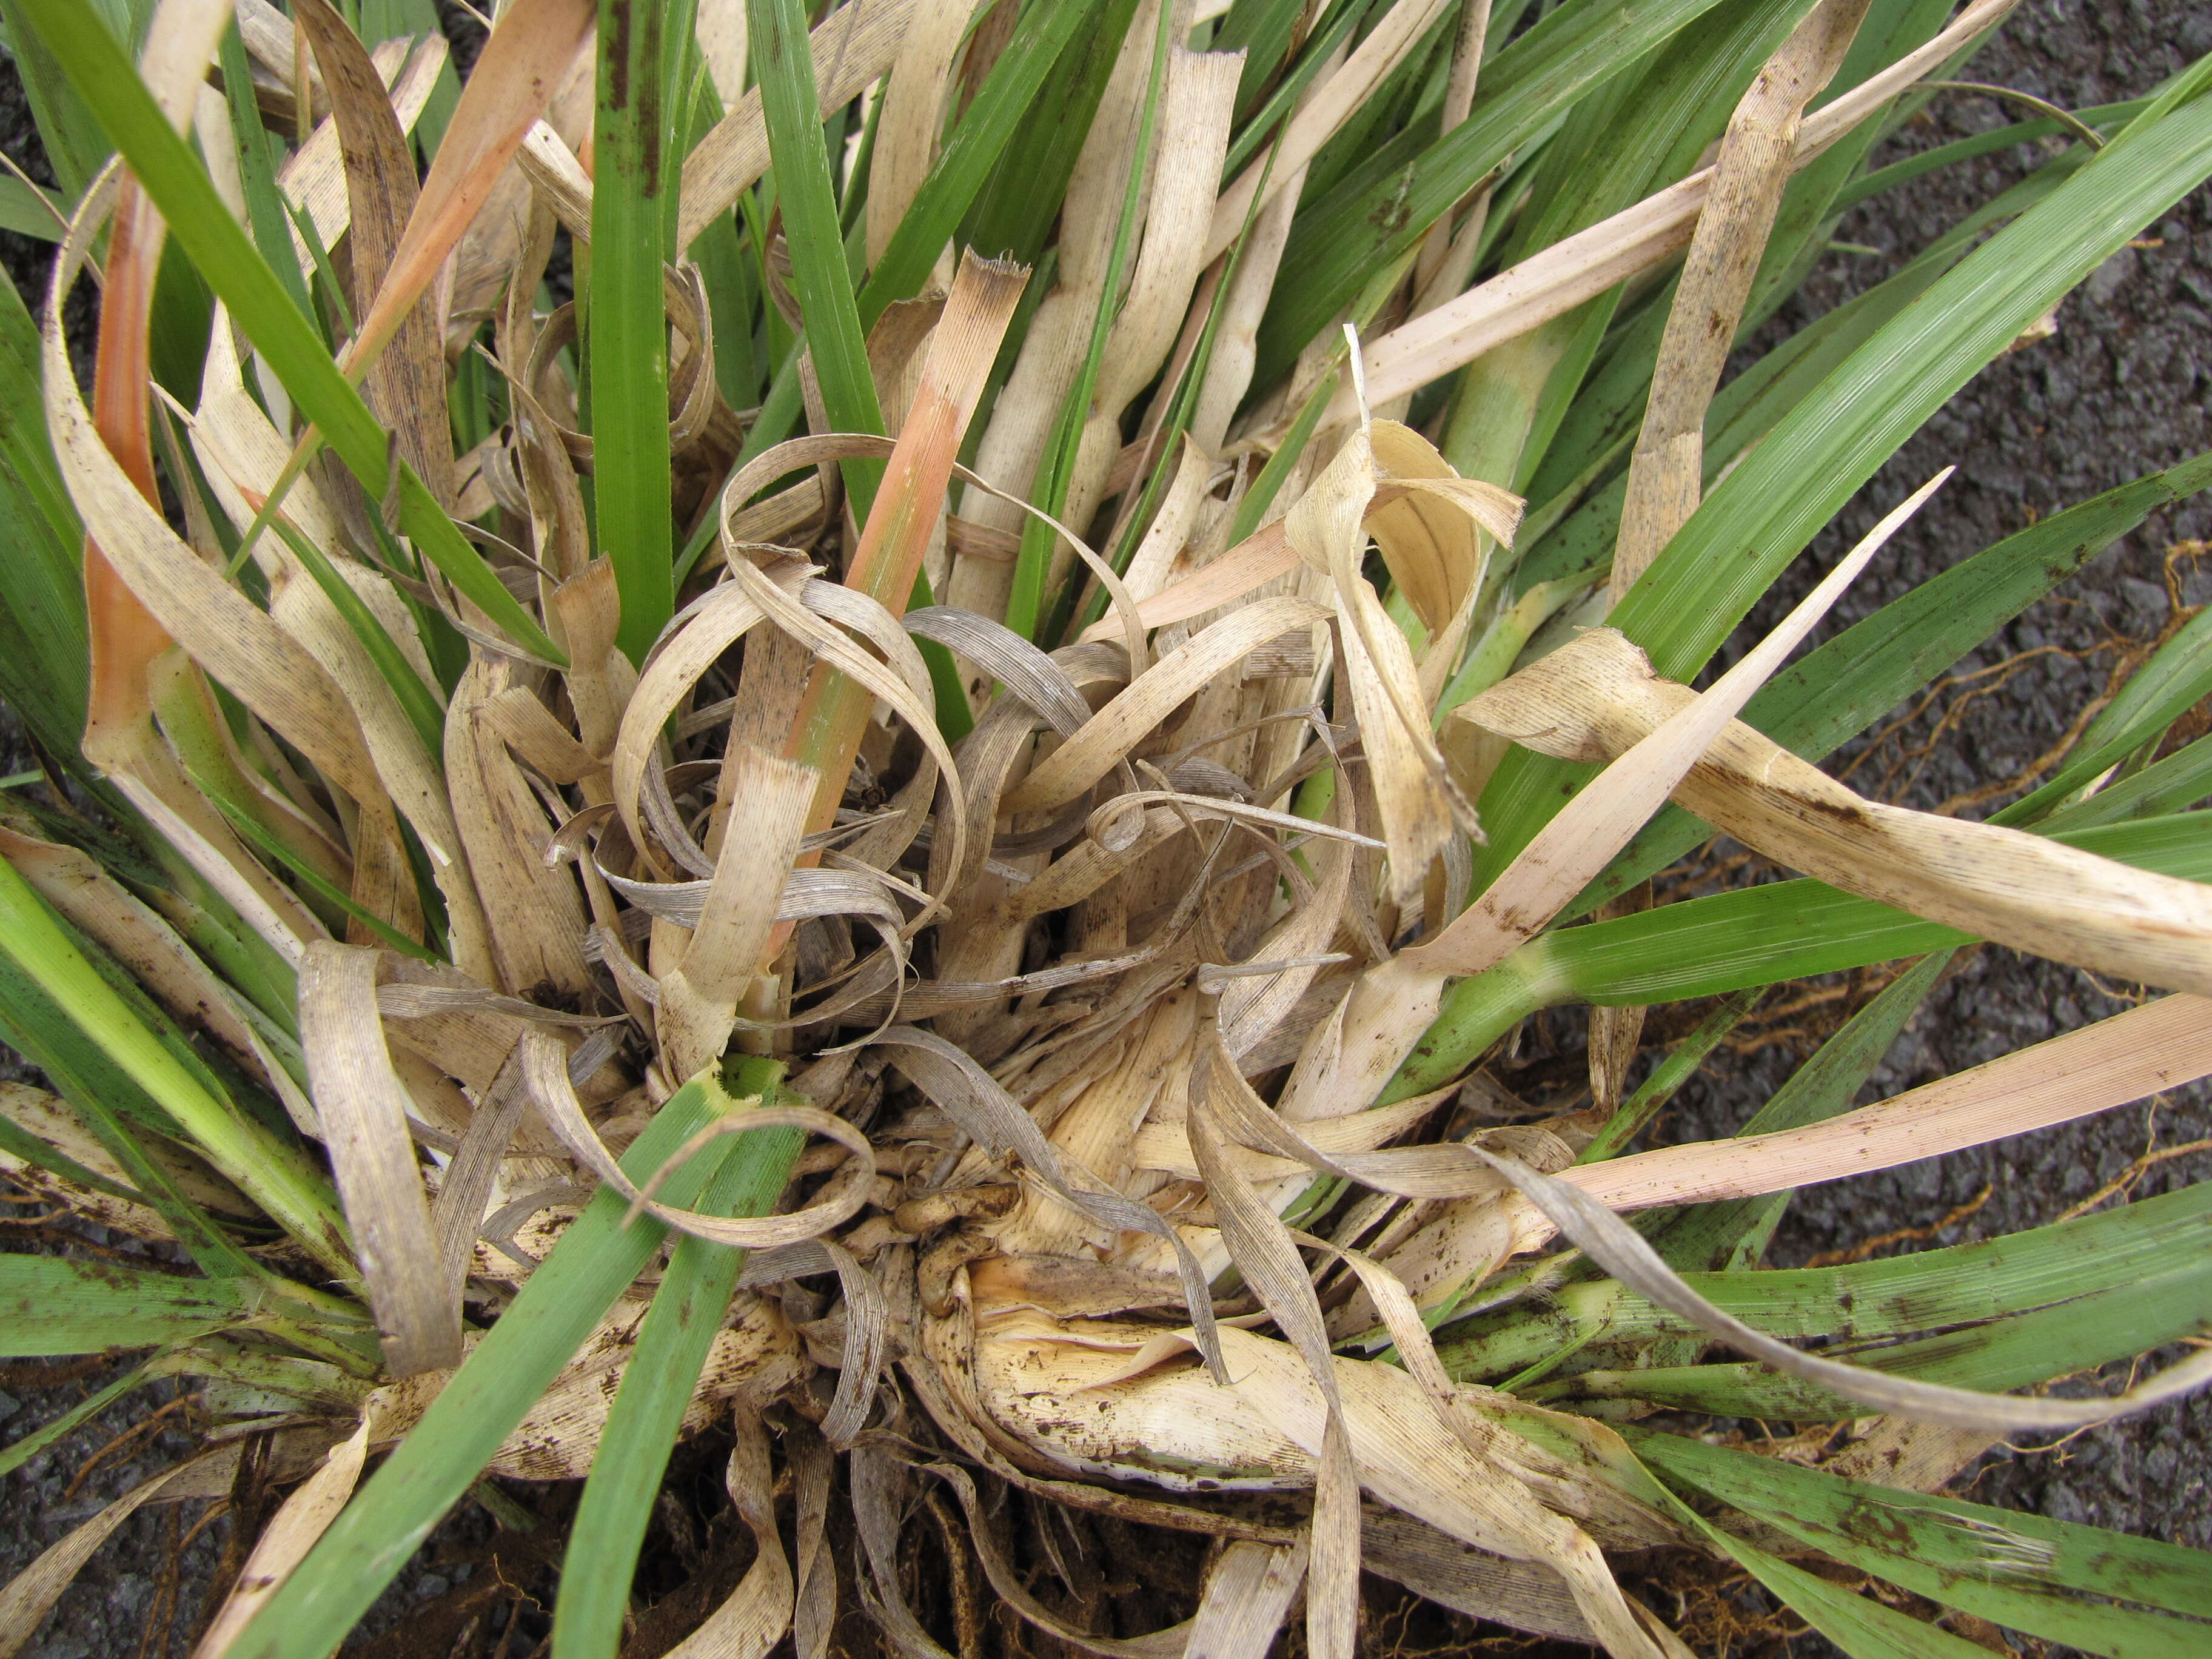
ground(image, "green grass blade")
xmin=0 ymin=0 xmax=110 ymax=195
xmin=225 ymin=1064 xmax=803 ymax=1659
xmin=1218 ymin=0 xmax=1373 ymax=179
xmin=1565 ymin=1250 xmax=2212 ymax=1420
xmin=959 ymin=0 xmax=1144 ymax=271
xmin=749 ymin=0 xmax=884 ymax=520
xmin=2003 ymin=594 xmax=2212 ymax=827
xmin=2039 ymin=730 xmax=2212 ymax=833
xmin=1439 ymin=0 xmax=1806 ymax=492
xmin=551 ymin=1061 xmax=798 ymax=1658
xmin=1475 ymin=76 xmax=2212 ymax=890
xmin=1601 ymin=1431 xmax=1998 ymax=1659
xmin=0 ymin=956 xmax=273 ymax=1282
xmin=360 ymin=0 xmax=460 ymax=159
xmin=14 ymin=0 xmax=565 ymax=665
xmin=594 ymin=0 xmax=679 ymax=663
xmin=1835 ymin=96 xmax=2148 ymax=213
xmin=199 ymin=779 xmax=440 ymax=962
xmin=1695 ymin=1524 xmax=1997 ymax=1659
xmin=1252 ymin=0 xmax=1734 ymax=394
xmin=857 ymin=0 xmax=1093 ymax=329
xmin=0 ymin=1255 xmax=255 ymax=1353
xmin=742 ymin=0 xmax=989 ymax=733
xmin=0 ymin=245 xmax=89 ymax=768
xmin=0 ymin=851 xmax=350 ymax=1278
xmin=0 ymin=1107 xmax=146 ymax=1204
xmin=1636 ymin=1426 xmax=2212 ymax=1632
xmin=216 ymin=21 xmax=315 ymax=325
xmin=0 ymin=1349 xmax=186 ymax=1478
xmin=1507 ymin=144 xmax=2088 ymax=662
xmin=1575 ymin=989 xmax=1755 ymax=1164
xmin=1563 ymin=810 xmax=2212 ymax=1002
xmin=0 ymin=325 xmax=92 ymax=779
xmin=1446 ymin=1174 xmax=2212 ymax=1379
xmin=685 ymin=61 xmax=763 ymax=411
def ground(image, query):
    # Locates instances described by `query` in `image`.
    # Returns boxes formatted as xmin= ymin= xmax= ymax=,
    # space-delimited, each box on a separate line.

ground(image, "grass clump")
xmin=0 ymin=1 xmax=2209 ymax=1655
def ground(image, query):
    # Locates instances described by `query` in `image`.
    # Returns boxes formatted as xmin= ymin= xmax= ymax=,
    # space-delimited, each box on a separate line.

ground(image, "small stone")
xmin=0 ymin=1388 xmax=19 ymax=1423
xmin=2119 ymin=575 xmax=2170 ymax=629
xmin=2084 ymin=249 xmax=2138 ymax=307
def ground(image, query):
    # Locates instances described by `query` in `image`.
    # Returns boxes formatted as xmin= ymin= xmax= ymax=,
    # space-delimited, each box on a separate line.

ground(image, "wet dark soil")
xmin=3 ymin=1 xmax=2210 ymax=1655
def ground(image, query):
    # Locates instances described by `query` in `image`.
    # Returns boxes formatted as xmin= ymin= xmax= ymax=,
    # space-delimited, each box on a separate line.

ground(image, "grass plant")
xmin=0 ymin=1 xmax=2209 ymax=1654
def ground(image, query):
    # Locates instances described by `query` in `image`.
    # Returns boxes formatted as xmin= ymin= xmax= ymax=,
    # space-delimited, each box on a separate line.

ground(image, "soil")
xmin=2 ymin=2 xmax=2210 ymax=1655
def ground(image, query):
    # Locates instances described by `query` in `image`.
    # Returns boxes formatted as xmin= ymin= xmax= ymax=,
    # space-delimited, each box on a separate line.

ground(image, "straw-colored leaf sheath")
xmin=297 ymin=941 xmax=457 ymax=1376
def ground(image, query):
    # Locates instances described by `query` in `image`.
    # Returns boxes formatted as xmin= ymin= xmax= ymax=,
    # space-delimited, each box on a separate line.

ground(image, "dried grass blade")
xmin=1182 ymin=1540 xmax=1309 ymax=1659
xmin=1049 ymin=44 xmax=1241 ymax=608
xmin=298 ymin=940 xmax=459 ymax=1376
xmin=921 ymin=1461 xmax=1191 ymax=1658
xmin=13 ymin=0 xmax=562 ymax=661
xmin=951 ymin=0 xmax=1156 ymax=634
xmin=446 ymin=658 xmax=592 ymax=997
xmin=0 ymin=1447 xmax=236 ymax=1659
xmin=521 ymin=1030 xmax=874 ymax=1252
xmin=1470 ymin=626 xmax=2212 ymax=997
xmin=349 ymin=0 xmax=595 ymax=375
xmin=191 ymin=1419 xmax=371 ymax=1659
xmin=79 ymin=0 xmax=235 ymax=783
xmin=659 ymin=746 xmax=817 ymax=1080
xmin=661 ymin=1409 xmax=795 ymax=1659
xmin=1606 ymin=0 xmax=1870 ymax=1127
xmin=1191 ymin=1328 xmax=1672 ymax=1659
xmin=1008 ymin=595 xmax=1329 ymax=814
xmin=1407 ymin=1 xmax=1495 ymax=310
xmin=863 ymin=0 xmax=976 ymax=267
xmin=1609 ymin=0 xmax=1871 ymax=604
xmin=1361 ymin=1508 xmax=1592 ymax=1644
xmin=1074 ymin=520 xmax=1298 ymax=641
xmin=1407 ymin=470 xmax=1949 ymax=980
xmin=680 ymin=0 xmax=916 ymax=251
xmin=1186 ymin=1021 xmax=1370 ymax=1659
xmin=871 ymin=1024 xmax=1228 ymax=1379
xmin=1566 ymin=991 xmax=2212 ymax=1219
xmin=429 ymin=1051 xmax=532 ymax=1300
xmin=0 ymin=813 xmax=259 ymax=1074
xmin=292 ymin=0 xmax=452 ymax=503
xmin=1285 ymin=423 xmax=1463 ymax=907
xmin=273 ymin=35 xmax=442 ymax=276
